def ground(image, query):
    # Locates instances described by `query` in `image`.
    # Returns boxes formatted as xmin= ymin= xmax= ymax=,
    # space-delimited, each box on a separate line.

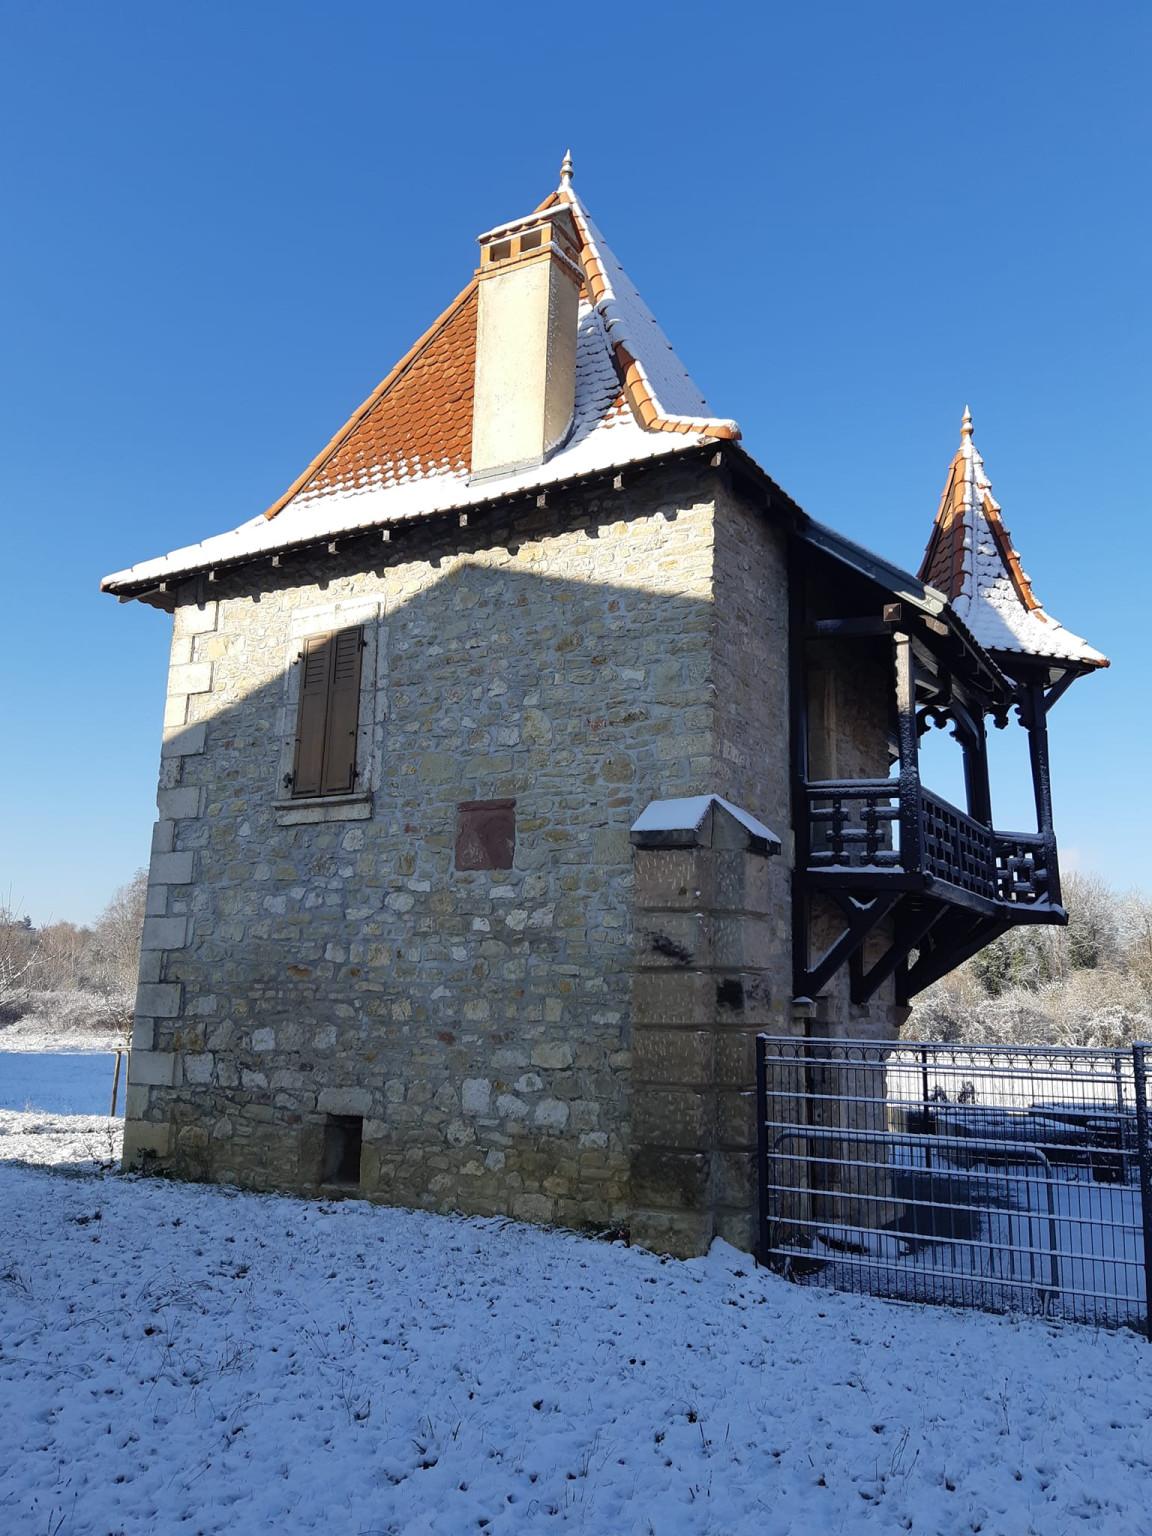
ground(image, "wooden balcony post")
xmin=1022 ymin=682 xmax=1055 ymax=836
xmin=893 ymin=632 xmax=922 ymax=874
xmin=963 ymin=716 xmax=994 ymax=827
xmin=1022 ymin=679 xmax=1062 ymax=905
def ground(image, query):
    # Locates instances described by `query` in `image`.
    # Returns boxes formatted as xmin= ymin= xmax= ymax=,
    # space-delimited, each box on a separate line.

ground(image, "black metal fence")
xmin=756 ymin=1035 xmax=1152 ymax=1333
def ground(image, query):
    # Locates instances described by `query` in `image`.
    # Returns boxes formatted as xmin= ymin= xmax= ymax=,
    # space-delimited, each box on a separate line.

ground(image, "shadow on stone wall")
xmin=127 ymin=483 xmax=793 ymax=1243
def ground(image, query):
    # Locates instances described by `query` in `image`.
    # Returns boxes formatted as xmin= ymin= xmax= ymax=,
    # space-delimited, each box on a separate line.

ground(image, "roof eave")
xmin=988 ymin=646 xmax=1111 ymax=680
xmin=715 ymin=443 xmax=1013 ymax=702
xmin=100 ymin=437 xmax=721 ymax=603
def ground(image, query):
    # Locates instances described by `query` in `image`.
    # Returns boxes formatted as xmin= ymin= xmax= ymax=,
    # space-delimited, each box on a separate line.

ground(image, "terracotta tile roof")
xmin=919 ymin=409 xmax=1108 ymax=669
xmin=266 ymin=285 xmax=479 ymax=513
xmin=259 ymin=181 xmax=738 ymax=521
xmin=256 ymin=176 xmax=740 ymax=525
xmin=103 ymin=165 xmax=739 ymax=592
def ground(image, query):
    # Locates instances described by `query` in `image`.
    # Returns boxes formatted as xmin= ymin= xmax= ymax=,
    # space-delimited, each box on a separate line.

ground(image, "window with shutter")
xmin=291 ymin=626 xmax=363 ymax=797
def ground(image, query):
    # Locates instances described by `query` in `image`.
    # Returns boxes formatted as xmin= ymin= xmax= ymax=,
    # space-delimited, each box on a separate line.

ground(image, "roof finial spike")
xmin=559 ymin=149 xmax=574 ymax=188
xmin=961 ymin=404 xmax=974 ymax=439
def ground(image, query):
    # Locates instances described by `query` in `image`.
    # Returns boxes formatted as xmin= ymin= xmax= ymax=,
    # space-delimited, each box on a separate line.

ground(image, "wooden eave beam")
xmin=909 ymin=614 xmax=1009 ymax=710
xmin=807 ymin=617 xmax=894 ymax=639
xmin=1042 ymin=670 xmax=1079 ymax=715
xmin=902 ymin=913 xmax=1010 ymax=998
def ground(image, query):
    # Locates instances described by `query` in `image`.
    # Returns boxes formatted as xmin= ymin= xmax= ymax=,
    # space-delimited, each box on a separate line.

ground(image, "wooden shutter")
xmin=292 ymin=634 xmax=333 ymax=797
xmin=291 ymin=627 xmax=363 ymax=798
xmin=321 ymin=627 xmax=363 ymax=794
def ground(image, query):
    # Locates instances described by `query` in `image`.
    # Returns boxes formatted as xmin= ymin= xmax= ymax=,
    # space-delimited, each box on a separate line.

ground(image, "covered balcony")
xmin=790 ymin=522 xmax=1075 ymax=1007
xmin=805 ymin=779 xmax=1055 ymax=910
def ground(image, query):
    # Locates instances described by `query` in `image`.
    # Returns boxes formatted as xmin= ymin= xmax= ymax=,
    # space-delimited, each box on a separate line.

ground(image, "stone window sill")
xmin=273 ymin=791 xmax=373 ymax=826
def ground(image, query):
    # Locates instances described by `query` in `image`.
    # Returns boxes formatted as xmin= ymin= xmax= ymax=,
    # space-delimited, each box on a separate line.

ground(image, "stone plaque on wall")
xmin=455 ymin=799 xmax=516 ymax=871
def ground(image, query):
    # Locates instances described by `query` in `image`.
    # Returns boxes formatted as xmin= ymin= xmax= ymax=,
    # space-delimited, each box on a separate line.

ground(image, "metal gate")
xmin=755 ymin=1035 xmax=1152 ymax=1332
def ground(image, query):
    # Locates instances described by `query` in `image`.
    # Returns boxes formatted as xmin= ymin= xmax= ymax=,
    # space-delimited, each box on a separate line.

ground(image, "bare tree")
xmin=35 ymin=921 xmax=94 ymax=992
xmin=1119 ymin=890 xmax=1152 ymax=997
xmin=89 ymin=870 xmax=148 ymax=1046
xmin=0 ymin=900 xmax=34 ymax=1021
xmin=91 ymin=870 xmax=148 ymax=991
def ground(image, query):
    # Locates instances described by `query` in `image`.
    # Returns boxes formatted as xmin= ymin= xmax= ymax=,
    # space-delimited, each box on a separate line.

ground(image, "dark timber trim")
xmin=788 ymin=533 xmax=812 ymax=1000
xmin=804 ymin=893 xmax=900 ymax=999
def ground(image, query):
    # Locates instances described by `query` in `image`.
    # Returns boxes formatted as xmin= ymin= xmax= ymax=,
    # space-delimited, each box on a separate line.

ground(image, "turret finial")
xmin=961 ymin=404 xmax=974 ymax=439
xmin=560 ymin=149 xmax=574 ymax=188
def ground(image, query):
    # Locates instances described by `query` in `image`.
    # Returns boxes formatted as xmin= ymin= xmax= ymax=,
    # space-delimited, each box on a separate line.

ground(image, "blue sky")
xmin=1 ymin=1 xmax=1148 ymax=924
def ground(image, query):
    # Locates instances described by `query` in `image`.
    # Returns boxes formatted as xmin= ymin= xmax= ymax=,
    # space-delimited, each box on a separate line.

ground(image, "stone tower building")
xmin=102 ymin=159 xmax=1105 ymax=1256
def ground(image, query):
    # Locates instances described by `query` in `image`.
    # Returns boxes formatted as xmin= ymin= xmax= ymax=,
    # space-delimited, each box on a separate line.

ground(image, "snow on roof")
xmin=630 ymin=794 xmax=781 ymax=855
xmin=558 ymin=188 xmax=739 ymax=438
xmin=101 ymin=161 xmax=737 ymax=596
xmin=919 ymin=410 xmax=1108 ymax=670
xmin=103 ymin=304 xmax=712 ymax=592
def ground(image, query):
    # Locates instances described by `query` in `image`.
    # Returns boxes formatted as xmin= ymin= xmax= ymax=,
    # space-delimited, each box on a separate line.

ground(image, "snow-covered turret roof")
xmin=918 ymin=409 xmax=1108 ymax=672
xmin=101 ymin=156 xmax=738 ymax=597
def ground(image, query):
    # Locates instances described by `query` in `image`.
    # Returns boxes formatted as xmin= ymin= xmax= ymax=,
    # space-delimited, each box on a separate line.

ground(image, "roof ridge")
xmin=557 ymin=187 xmax=739 ymax=441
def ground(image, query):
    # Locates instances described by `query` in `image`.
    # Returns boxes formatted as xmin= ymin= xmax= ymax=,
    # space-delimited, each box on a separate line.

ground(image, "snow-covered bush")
xmin=21 ymin=989 xmax=128 ymax=1037
xmin=914 ymin=872 xmax=1152 ymax=1046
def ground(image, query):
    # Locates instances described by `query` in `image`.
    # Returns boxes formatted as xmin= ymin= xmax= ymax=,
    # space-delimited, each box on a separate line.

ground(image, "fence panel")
xmin=757 ymin=1036 xmax=1150 ymax=1331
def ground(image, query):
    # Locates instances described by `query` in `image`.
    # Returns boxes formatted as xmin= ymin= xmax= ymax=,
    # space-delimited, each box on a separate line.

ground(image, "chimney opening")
xmin=519 ymin=228 xmax=543 ymax=253
xmin=321 ymin=1114 xmax=363 ymax=1186
xmin=489 ymin=239 xmax=513 ymax=264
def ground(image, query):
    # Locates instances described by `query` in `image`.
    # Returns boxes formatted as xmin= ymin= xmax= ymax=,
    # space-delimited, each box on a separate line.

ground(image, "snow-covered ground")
xmin=0 ymin=1108 xmax=122 ymax=1170
xmin=3 ymin=1165 xmax=1151 ymax=1535
xmin=0 ymin=1015 xmax=125 ymax=1054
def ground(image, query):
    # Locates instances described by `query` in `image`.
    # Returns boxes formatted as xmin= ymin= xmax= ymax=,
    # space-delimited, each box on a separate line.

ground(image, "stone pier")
xmin=628 ymin=795 xmax=786 ymax=1256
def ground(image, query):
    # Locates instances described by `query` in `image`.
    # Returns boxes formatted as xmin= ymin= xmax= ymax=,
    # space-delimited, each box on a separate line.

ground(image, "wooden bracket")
xmin=802 ymin=893 xmax=899 ymax=998
xmin=851 ymin=901 xmax=948 ymax=1005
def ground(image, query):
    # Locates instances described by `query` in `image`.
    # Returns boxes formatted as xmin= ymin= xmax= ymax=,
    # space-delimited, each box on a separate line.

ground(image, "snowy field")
xmin=0 ymin=1052 xmax=123 ymax=1172
xmin=0 ymin=1050 xmax=121 ymax=1115
xmin=3 ymin=1165 xmax=1152 ymax=1535
xmin=0 ymin=1015 xmax=125 ymax=1055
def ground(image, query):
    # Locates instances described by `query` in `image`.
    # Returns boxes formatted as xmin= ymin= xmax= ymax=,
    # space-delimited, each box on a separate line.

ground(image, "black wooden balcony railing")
xmin=805 ymin=780 xmax=1054 ymax=908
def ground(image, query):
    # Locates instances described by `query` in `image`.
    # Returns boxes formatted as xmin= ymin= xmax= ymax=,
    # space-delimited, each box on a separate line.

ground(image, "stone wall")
xmin=628 ymin=485 xmax=795 ymax=1254
xmin=125 ymin=464 xmax=728 ymax=1229
xmin=122 ymin=457 xmax=908 ymax=1251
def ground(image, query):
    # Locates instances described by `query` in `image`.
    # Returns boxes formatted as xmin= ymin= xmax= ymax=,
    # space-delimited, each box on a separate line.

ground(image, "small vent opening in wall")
xmin=321 ymin=1115 xmax=363 ymax=1186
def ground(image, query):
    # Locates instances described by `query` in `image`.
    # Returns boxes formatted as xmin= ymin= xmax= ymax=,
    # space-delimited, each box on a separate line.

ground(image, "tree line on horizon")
xmin=0 ymin=870 xmax=148 ymax=1041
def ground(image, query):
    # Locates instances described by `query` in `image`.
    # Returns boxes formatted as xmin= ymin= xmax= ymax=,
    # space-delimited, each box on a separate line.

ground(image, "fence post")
xmin=1130 ymin=1043 xmax=1152 ymax=1341
xmin=1114 ymin=1053 xmax=1129 ymax=1181
xmin=755 ymin=1034 xmax=768 ymax=1267
xmin=109 ymin=1049 xmax=123 ymax=1118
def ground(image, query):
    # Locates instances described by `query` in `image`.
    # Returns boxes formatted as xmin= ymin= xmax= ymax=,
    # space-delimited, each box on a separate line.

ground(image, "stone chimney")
xmin=470 ymin=204 xmax=583 ymax=479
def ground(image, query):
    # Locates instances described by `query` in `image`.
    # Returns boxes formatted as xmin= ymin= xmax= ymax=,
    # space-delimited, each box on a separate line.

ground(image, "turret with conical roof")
xmin=919 ymin=409 xmax=1108 ymax=679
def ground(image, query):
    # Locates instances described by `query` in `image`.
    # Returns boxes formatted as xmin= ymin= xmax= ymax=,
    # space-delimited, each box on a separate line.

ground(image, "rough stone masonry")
xmin=124 ymin=460 xmax=899 ymax=1254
